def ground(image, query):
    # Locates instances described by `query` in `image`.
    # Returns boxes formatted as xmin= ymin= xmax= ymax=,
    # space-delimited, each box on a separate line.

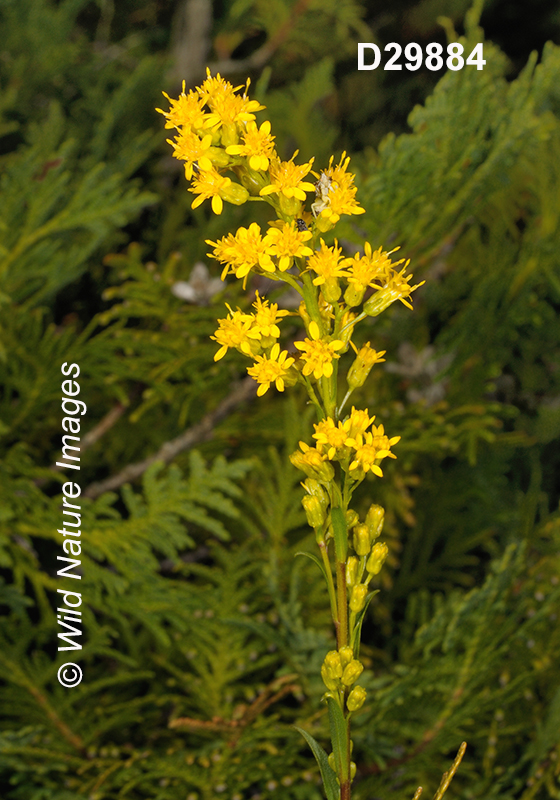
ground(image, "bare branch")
xmin=84 ymin=378 xmax=257 ymax=499
xmin=36 ymin=403 xmax=127 ymax=488
xmin=170 ymin=0 xmax=213 ymax=87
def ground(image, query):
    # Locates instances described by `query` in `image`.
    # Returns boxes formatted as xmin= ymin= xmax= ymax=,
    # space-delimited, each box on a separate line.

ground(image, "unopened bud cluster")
xmin=345 ymin=505 xmax=388 ymax=610
xmin=321 ymin=647 xmax=366 ymax=713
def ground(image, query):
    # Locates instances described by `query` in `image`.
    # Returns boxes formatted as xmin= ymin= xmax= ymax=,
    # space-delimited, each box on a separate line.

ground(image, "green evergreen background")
xmin=1 ymin=1 xmax=559 ymax=798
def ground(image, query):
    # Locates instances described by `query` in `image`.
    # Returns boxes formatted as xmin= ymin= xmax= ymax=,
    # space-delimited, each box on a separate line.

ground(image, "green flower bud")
xmin=347 ymin=685 xmax=367 ymax=712
xmin=239 ymin=169 xmax=268 ymax=194
xmin=349 ymin=584 xmax=368 ymax=613
xmin=221 ymin=122 xmax=239 ymax=148
xmin=347 ymin=343 xmax=386 ymax=390
xmin=365 ymin=504 xmax=385 ymax=540
xmin=350 ymin=762 xmax=357 ymax=780
xmin=279 ymin=194 xmax=302 ymax=217
xmin=328 ymin=753 xmax=336 ymax=771
xmin=303 ymin=478 xmax=329 ymax=504
xmin=220 ymin=181 xmax=250 ymax=206
xmin=353 ymin=524 xmax=371 ymax=557
xmin=345 ymin=556 xmax=359 ymax=588
xmin=302 ymin=495 xmax=325 ymax=529
xmin=289 ymin=448 xmax=335 ymax=483
xmin=344 ymin=283 xmax=366 ymax=307
xmin=208 ymin=146 xmax=231 ymax=169
xmin=346 ymin=509 xmax=359 ymax=528
xmin=322 ymin=277 xmax=342 ymax=303
xmin=366 ymin=542 xmax=388 ymax=575
xmin=315 ymin=214 xmax=335 ymax=233
xmin=339 ymin=646 xmax=354 ymax=669
xmin=341 ymin=659 xmax=363 ymax=687
xmin=321 ymin=650 xmax=342 ymax=690
xmin=363 ymin=288 xmax=396 ymax=317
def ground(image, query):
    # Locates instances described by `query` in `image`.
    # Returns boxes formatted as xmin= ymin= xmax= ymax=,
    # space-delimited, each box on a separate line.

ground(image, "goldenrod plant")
xmin=3 ymin=3 xmax=560 ymax=798
xmin=158 ymin=70 xmax=438 ymax=800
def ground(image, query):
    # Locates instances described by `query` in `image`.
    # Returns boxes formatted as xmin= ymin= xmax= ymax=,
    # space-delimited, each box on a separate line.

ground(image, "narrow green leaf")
xmin=331 ymin=507 xmax=347 ymax=563
xmin=295 ymin=551 xmax=328 ymax=584
xmin=294 ymin=726 xmax=340 ymax=800
xmin=326 ymin=694 xmax=349 ymax=780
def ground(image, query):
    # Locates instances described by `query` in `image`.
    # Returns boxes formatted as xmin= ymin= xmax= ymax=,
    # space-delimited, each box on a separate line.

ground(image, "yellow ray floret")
xmin=247 ymin=291 xmax=289 ymax=341
xmin=365 ymin=262 xmax=425 ymax=315
xmin=211 ymin=305 xmax=253 ymax=361
xmin=342 ymin=407 xmax=376 ymax=440
xmin=308 ymin=240 xmax=350 ymax=286
xmin=312 ymin=417 xmax=350 ymax=460
xmin=264 ymin=221 xmax=313 ymax=272
xmin=289 ymin=441 xmax=335 ymax=482
xmin=156 ymin=82 xmax=207 ymax=131
xmin=346 ymin=243 xmax=403 ymax=292
xmin=294 ymin=321 xmax=345 ymax=380
xmin=226 ymin=120 xmax=276 ymax=172
xmin=207 ymin=223 xmax=274 ymax=281
xmin=260 ymin=154 xmax=315 ymax=202
xmin=196 ymin=72 xmax=264 ymax=147
xmin=347 ymin=425 xmax=401 ymax=477
xmin=247 ymin=343 xmax=295 ymax=396
xmin=189 ymin=167 xmax=249 ymax=215
xmin=167 ymin=129 xmax=213 ymax=180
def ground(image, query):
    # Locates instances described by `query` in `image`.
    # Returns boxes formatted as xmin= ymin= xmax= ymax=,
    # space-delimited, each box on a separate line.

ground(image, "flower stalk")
xmin=159 ymin=69 xmax=424 ymax=799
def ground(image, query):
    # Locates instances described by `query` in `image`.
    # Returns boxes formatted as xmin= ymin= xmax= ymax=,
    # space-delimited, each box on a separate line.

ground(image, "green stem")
xmin=338 ymin=311 xmax=366 ymax=339
xmin=337 ymin=388 xmax=353 ymax=418
xmin=302 ymin=375 xmax=325 ymax=421
xmin=335 ymin=558 xmax=348 ymax=651
xmin=301 ymin=272 xmax=323 ymax=332
xmin=275 ymin=271 xmax=305 ymax=297
xmin=319 ymin=541 xmax=338 ymax=629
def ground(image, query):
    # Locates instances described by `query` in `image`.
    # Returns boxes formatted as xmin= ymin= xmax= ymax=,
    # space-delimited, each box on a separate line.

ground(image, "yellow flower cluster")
xmin=291 ymin=407 xmax=400 ymax=480
xmin=159 ymin=69 xmax=422 ymax=432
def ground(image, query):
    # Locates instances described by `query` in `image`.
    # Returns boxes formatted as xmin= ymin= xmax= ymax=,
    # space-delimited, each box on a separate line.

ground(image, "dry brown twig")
xmin=83 ymin=377 xmax=257 ymax=499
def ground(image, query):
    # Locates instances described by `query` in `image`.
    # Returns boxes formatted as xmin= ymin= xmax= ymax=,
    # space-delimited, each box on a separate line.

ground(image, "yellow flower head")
xmin=346 ymin=244 xmax=400 ymax=292
xmin=264 ymin=221 xmax=313 ymax=272
xmin=312 ymin=417 xmax=350 ymax=460
xmin=226 ymin=120 xmax=276 ymax=172
xmin=189 ymin=167 xmax=249 ymax=215
xmin=207 ymin=223 xmax=273 ymax=281
xmin=197 ymin=70 xmax=241 ymax=104
xmin=260 ymin=154 xmax=315 ymax=202
xmin=167 ymin=129 xmax=213 ymax=180
xmin=294 ymin=321 xmax=344 ymax=380
xmin=311 ymin=152 xmax=365 ymax=228
xmin=211 ymin=304 xmax=253 ymax=361
xmin=198 ymin=72 xmax=264 ymax=146
xmin=365 ymin=261 xmax=425 ymax=315
xmin=247 ymin=343 xmax=295 ymax=396
xmin=343 ymin=407 xmax=375 ymax=440
xmin=308 ymin=240 xmax=349 ymax=286
xmin=289 ymin=441 xmax=335 ymax=482
xmin=348 ymin=424 xmax=401 ymax=477
xmin=247 ymin=291 xmax=289 ymax=341
xmin=156 ymin=82 xmax=207 ymax=131
xmin=347 ymin=342 xmax=386 ymax=390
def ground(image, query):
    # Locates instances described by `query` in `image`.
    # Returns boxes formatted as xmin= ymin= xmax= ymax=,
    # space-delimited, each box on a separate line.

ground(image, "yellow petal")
xmin=214 ymin=345 xmax=227 ymax=361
